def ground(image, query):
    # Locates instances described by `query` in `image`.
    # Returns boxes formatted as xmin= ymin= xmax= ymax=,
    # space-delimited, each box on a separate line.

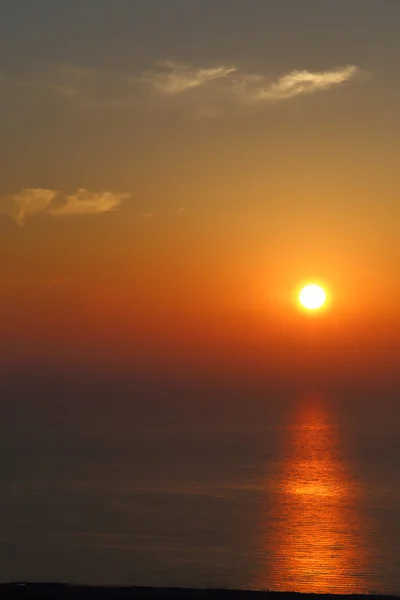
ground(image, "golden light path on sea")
xmin=255 ymin=395 xmax=368 ymax=594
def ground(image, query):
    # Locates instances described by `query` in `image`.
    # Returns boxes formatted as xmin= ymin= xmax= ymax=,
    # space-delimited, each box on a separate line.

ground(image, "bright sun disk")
xmin=299 ymin=284 xmax=327 ymax=310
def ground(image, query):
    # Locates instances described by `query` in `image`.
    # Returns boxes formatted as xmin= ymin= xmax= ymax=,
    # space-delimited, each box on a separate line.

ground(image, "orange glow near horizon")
xmin=256 ymin=395 xmax=368 ymax=594
xmin=2 ymin=208 xmax=399 ymax=381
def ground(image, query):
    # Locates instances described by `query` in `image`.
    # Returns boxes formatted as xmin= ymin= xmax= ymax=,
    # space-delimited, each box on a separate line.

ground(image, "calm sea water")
xmin=1 ymin=387 xmax=400 ymax=594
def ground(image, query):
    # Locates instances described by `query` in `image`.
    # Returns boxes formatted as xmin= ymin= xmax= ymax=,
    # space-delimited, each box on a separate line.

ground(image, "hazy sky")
xmin=1 ymin=1 xmax=399 ymax=384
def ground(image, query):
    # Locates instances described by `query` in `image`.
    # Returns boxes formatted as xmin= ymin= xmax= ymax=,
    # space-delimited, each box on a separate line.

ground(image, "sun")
xmin=298 ymin=284 xmax=327 ymax=311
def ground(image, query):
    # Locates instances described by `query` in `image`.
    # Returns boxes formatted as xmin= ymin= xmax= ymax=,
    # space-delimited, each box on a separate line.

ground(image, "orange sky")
xmin=2 ymin=204 xmax=398 ymax=384
xmin=1 ymin=2 xmax=399 ymax=386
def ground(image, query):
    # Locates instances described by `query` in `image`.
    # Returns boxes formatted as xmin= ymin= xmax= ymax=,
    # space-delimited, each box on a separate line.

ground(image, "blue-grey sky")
xmin=1 ymin=1 xmax=400 ymax=73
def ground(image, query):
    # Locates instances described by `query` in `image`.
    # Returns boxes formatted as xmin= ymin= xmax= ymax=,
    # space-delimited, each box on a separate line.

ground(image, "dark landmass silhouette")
xmin=0 ymin=586 xmax=397 ymax=600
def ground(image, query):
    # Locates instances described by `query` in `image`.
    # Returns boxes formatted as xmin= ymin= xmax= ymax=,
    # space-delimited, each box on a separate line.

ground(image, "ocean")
xmin=1 ymin=381 xmax=399 ymax=594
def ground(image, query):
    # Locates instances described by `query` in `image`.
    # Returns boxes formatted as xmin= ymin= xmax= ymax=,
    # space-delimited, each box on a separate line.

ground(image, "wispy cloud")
xmin=241 ymin=65 xmax=359 ymax=104
xmin=0 ymin=188 xmax=129 ymax=225
xmin=144 ymin=62 xmax=360 ymax=113
xmin=141 ymin=60 xmax=237 ymax=95
xmin=50 ymin=189 xmax=129 ymax=217
xmin=8 ymin=188 xmax=58 ymax=225
xmin=48 ymin=65 xmax=93 ymax=100
xmin=8 ymin=60 xmax=361 ymax=117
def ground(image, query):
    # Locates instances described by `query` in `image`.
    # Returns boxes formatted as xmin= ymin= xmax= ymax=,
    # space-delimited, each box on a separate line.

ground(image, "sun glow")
xmin=299 ymin=284 xmax=327 ymax=311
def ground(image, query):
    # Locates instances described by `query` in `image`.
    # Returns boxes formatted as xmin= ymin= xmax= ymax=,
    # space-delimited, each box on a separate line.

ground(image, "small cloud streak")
xmin=10 ymin=188 xmax=58 ymax=225
xmin=246 ymin=65 xmax=359 ymax=103
xmin=146 ymin=62 xmax=359 ymax=109
xmin=8 ymin=60 xmax=361 ymax=118
xmin=51 ymin=189 xmax=129 ymax=217
xmin=0 ymin=188 xmax=129 ymax=225
xmin=142 ymin=60 xmax=237 ymax=95
xmin=140 ymin=61 xmax=360 ymax=117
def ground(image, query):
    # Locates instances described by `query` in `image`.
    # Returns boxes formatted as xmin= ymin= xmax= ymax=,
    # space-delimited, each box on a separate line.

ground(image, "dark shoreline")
xmin=0 ymin=585 xmax=398 ymax=600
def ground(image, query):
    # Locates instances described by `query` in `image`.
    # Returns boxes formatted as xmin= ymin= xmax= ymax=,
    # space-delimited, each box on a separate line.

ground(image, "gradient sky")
xmin=1 ymin=0 xmax=399 ymax=385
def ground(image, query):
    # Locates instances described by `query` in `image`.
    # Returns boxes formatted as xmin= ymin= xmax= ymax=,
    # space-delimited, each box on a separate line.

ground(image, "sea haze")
xmin=0 ymin=374 xmax=399 ymax=594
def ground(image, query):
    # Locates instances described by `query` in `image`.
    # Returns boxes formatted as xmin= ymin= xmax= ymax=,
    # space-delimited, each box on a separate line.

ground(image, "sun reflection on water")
xmin=256 ymin=395 xmax=368 ymax=594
